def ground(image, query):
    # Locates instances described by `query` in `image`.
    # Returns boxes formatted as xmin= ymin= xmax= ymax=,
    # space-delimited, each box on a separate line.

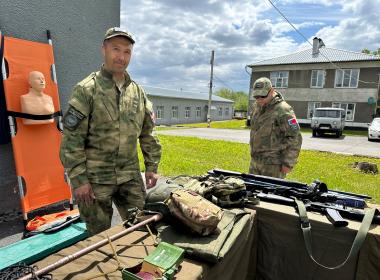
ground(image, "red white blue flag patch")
xmin=150 ymin=110 xmax=156 ymax=124
xmin=288 ymin=117 xmax=299 ymax=130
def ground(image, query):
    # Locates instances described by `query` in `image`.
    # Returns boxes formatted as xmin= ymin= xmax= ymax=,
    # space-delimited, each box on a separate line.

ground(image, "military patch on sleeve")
xmin=63 ymin=106 xmax=86 ymax=130
xmin=287 ymin=117 xmax=299 ymax=130
xmin=150 ymin=110 xmax=156 ymax=124
xmin=145 ymin=99 xmax=155 ymax=124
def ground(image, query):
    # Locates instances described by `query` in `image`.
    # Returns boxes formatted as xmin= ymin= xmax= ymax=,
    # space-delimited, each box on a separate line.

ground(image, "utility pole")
xmin=207 ymin=50 xmax=215 ymax=128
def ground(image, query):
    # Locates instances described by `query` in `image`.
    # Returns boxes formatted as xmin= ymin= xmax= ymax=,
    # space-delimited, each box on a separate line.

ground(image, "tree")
xmin=362 ymin=48 xmax=371 ymax=54
xmin=361 ymin=48 xmax=380 ymax=55
xmin=215 ymin=88 xmax=248 ymax=111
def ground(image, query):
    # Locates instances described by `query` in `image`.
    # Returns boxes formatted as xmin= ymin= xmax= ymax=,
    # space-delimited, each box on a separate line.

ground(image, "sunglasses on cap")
xmin=254 ymin=89 xmax=271 ymax=100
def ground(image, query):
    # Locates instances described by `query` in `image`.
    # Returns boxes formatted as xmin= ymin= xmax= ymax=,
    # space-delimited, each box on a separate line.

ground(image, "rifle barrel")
xmin=210 ymin=169 xmax=369 ymax=207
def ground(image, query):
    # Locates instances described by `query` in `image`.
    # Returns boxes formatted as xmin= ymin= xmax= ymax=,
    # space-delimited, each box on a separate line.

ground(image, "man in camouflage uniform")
xmin=249 ymin=77 xmax=302 ymax=179
xmin=60 ymin=27 xmax=161 ymax=235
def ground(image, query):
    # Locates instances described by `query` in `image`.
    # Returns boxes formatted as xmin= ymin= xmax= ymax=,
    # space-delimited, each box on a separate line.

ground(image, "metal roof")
xmin=143 ymin=85 xmax=234 ymax=103
xmin=248 ymin=47 xmax=380 ymax=67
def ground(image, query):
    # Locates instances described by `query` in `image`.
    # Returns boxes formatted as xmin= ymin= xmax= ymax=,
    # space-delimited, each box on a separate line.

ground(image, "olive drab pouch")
xmin=209 ymin=177 xmax=247 ymax=207
xmin=166 ymin=189 xmax=223 ymax=236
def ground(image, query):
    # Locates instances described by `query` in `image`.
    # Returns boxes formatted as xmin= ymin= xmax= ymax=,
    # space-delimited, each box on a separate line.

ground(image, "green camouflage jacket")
xmin=60 ymin=66 xmax=161 ymax=189
xmin=250 ymin=92 xmax=302 ymax=168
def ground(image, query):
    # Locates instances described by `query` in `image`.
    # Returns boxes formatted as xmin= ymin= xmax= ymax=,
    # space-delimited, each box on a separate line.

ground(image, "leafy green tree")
xmin=215 ymin=88 xmax=248 ymax=111
xmin=362 ymin=48 xmax=380 ymax=55
xmin=362 ymin=48 xmax=371 ymax=54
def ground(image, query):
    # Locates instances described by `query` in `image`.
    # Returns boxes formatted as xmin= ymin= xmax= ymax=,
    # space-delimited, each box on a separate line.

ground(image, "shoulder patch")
xmin=287 ymin=117 xmax=299 ymax=130
xmin=63 ymin=106 xmax=86 ymax=130
xmin=145 ymin=99 xmax=155 ymax=124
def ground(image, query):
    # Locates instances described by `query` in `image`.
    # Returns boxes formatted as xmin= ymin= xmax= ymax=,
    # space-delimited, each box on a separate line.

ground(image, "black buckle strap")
xmin=7 ymin=110 xmax=62 ymax=120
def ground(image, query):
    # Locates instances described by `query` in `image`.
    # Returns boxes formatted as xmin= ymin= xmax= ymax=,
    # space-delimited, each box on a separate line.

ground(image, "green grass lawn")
xmin=140 ymin=135 xmax=380 ymax=203
xmin=157 ymin=119 xmax=368 ymax=136
xmin=157 ymin=119 xmax=248 ymax=129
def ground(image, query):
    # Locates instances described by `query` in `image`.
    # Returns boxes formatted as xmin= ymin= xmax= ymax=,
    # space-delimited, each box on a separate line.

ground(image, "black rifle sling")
xmin=294 ymin=198 xmax=375 ymax=270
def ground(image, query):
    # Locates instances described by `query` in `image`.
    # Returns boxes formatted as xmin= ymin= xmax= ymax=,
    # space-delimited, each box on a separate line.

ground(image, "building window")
xmin=334 ymin=69 xmax=359 ymax=88
xmin=311 ymin=70 xmax=325 ymax=88
xmin=225 ymin=107 xmax=229 ymax=116
xmin=185 ymin=106 xmax=191 ymax=118
xmin=171 ymin=106 xmax=178 ymax=119
xmin=218 ymin=107 xmax=223 ymax=116
xmin=270 ymin=71 xmax=288 ymax=88
xmin=332 ymin=102 xmax=356 ymax=121
xmin=156 ymin=106 xmax=164 ymax=120
xmin=308 ymin=102 xmax=321 ymax=119
xmin=196 ymin=107 xmax=201 ymax=118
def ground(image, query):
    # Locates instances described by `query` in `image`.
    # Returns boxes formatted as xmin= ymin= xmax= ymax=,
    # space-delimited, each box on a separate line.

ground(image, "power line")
xmin=213 ymin=74 xmax=235 ymax=92
xmin=267 ymin=0 xmax=311 ymax=48
xmin=266 ymin=0 xmax=378 ymax=85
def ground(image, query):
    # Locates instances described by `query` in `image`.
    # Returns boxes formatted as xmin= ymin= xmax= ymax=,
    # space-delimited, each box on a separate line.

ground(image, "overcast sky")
xmin=121 ymin=0 xmax=380 ymax=93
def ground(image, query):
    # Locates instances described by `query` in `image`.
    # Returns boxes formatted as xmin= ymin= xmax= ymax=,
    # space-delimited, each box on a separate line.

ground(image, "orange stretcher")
xmin=0 ymin=31 xmax=73 ymax=226
xmin=0 ymin=35 xmax=11 ymax=144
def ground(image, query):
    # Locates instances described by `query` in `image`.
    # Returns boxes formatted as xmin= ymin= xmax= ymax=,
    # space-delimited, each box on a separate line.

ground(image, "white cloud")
xmin=312 ymin=0 xmax=380 ymax=51
xmin=120 ymin=0 xmax=380 ymax=93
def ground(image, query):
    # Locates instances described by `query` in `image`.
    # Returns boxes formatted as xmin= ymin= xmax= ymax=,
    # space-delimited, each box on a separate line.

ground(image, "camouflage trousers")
xmin=249 ymin=159 xmax=286 ymax=179
xmin=78 ymin=175 xmax=146 ymax=235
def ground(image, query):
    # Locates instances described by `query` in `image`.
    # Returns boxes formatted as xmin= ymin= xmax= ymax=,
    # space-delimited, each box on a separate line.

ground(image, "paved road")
xmin=157 ymin=128 xmax=380 ymax=158
xmin=1 ymin=129 xmax=378 ymax=247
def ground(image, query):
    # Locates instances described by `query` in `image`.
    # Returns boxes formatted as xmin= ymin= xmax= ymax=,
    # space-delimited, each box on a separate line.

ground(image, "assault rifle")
xmin=208 ymin=169 xmax=380 ymax=227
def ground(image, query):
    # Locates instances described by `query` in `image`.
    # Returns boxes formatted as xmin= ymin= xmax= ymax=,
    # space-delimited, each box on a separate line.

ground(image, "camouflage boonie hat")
xmin=104 ymin=27 xmax=135 ymax=44
xmin=252 ymin=77 xmax=272 ymax=97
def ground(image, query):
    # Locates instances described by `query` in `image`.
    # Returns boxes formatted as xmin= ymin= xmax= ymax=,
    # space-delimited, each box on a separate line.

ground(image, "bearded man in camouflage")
xmin=249 ymin=77 xmax=302 ymax=179
xmin=60 ymin=27 xmax=161 ymax=235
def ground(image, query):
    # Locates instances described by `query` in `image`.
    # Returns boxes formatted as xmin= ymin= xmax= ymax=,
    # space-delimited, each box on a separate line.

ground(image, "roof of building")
xmin=143 ymin=85 xmax=234 ymax=103
xmin=248 ymin=47 xmax=380 ymax=67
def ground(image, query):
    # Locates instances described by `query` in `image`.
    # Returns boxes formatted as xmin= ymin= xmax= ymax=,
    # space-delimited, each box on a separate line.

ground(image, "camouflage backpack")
xmin=145 ymin=181 xmax=223 ymax=236
xmin=169 ymin=175 xmax=253 ymax=207
xmin=166 ymin=188 xmax=223 ymax=236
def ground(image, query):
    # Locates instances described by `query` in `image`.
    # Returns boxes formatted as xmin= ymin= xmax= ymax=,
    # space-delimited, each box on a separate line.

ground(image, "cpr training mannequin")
xmin=20 ymin=71 xmax=55 ymax=125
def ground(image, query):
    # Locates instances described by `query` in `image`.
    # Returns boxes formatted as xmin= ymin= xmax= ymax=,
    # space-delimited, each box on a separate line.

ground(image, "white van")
xmin=310 ymin=107 xmax=346 ymax=138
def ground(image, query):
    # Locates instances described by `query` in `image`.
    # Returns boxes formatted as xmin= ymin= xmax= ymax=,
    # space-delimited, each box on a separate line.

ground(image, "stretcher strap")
xmin=7 ymin=110 xmax=61 ymax=120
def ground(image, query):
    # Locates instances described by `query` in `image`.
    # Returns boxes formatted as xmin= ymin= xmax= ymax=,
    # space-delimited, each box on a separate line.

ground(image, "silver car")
xmin=368 ymin=118 xmax=380 ymax=141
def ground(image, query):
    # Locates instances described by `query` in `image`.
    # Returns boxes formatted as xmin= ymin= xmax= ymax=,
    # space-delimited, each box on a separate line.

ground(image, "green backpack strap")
xmin=294 ymin=198 xmax=375 ymax=270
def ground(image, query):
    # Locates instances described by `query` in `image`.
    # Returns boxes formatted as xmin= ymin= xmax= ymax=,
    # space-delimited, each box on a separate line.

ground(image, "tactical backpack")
xmin=166 ymin=188 xmax=223 ymax=236
xmin=145 ymin=181 xmax=223 ymax=236
xmin=168 ymin=175 xmax=256 ymax=207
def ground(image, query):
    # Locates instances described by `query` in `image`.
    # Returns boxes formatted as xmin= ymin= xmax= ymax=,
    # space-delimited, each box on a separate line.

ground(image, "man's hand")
xmin=145 ymin=172 xmax=159 ymax=189
xmin=281 ymin=166 xmax=292 ymax=174
xmin=74 ymin=183 xmax=95 ymax=206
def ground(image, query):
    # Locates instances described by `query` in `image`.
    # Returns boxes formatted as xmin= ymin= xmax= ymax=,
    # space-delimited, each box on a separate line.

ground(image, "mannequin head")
xmin=28 ymin=71 xmax=46 ymax=93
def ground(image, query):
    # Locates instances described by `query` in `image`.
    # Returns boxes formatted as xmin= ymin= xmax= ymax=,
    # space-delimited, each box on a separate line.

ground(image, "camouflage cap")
xmin=104 ymin=27 xmax=135 ymax=44
xmin=252 ymin=77 xmax=272 ymax=97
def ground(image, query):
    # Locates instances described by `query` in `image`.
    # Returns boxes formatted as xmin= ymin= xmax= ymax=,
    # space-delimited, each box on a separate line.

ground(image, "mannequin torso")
xmin=20 ymin=71 xmax=55 ymax=125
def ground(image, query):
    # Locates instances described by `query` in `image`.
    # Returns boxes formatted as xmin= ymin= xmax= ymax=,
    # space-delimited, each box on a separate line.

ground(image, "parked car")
xmin=368 ymin=117 xmax=380 ymax=141
xmin=310 ymin=107 xmax=346 ymax=138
